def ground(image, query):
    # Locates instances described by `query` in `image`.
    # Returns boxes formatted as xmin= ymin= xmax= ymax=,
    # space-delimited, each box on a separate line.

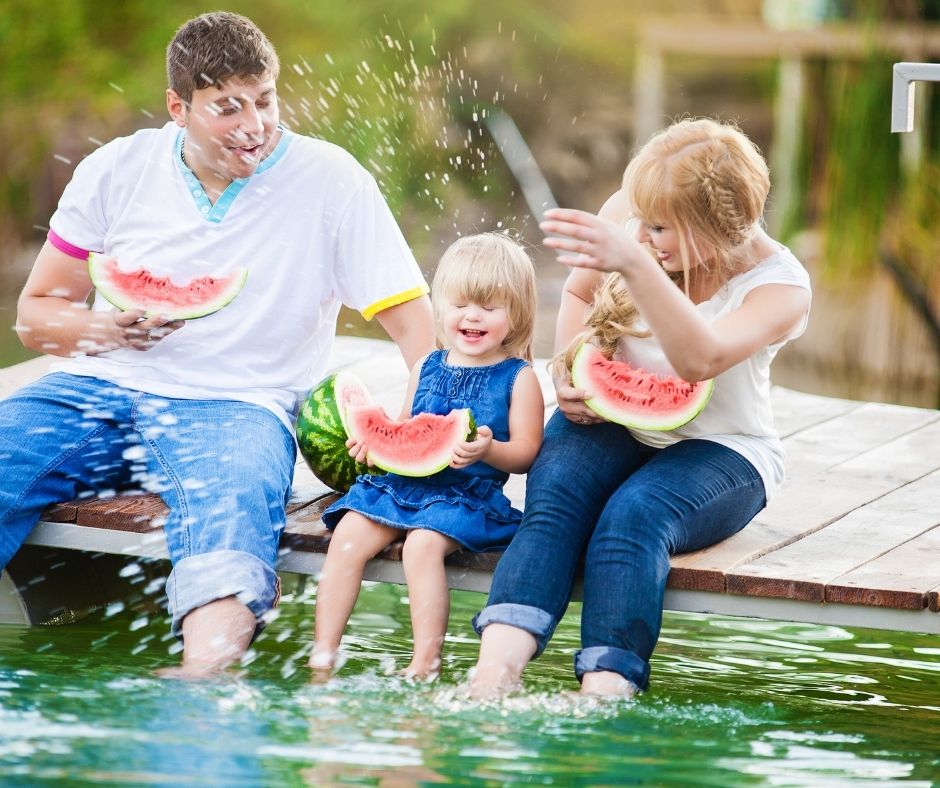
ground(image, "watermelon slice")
xmin=571 ymin=343 xmax=713 ymax=431
xmin=296 ymin=371 xmax=383 ymax=493
xmin=88 ymin=253 xmax=247 ymax=320
xmin=346 ymin=406 xmax=475 ymax=478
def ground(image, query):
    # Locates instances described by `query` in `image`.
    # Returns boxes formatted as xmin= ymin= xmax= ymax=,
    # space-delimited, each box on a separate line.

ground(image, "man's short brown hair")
xmin=166 ymin=12 xmax=280 ymax=105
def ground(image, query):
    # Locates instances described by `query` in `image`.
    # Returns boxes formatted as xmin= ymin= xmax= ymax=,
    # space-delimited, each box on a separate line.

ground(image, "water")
xmin=2 ymin=254 xmax=938 ymax=784
xmin=1 ymin=580 xmax=937 ymax=785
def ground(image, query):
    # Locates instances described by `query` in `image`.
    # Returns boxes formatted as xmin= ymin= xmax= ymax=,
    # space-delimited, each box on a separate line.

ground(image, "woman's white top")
xmin=616 ymin=245 xmax=811 ymax=499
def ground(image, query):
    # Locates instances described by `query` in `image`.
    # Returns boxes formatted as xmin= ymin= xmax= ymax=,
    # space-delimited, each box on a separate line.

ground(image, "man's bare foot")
xmin=579 ymin=670 xmax=638 ymax=699
xmin=155 ymin=660 xmax=234 ymax=680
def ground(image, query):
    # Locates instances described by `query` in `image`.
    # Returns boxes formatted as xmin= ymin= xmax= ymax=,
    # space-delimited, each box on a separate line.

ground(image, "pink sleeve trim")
xmin=47 ymin=229 xmax=92 ymax=261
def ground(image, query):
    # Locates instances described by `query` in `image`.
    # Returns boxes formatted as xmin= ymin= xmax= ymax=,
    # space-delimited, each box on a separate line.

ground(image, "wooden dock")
xmin=2 ymin=336 xmax=939 ymax=634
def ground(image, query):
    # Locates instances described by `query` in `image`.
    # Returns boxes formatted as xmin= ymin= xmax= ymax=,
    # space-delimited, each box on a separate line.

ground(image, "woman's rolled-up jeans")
xmin=473 ymin=409 xmax=766 ymax=690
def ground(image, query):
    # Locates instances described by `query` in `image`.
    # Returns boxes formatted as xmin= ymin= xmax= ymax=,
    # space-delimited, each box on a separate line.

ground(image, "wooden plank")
xmin=39 ymin=501 xmax=81 ymax=524
xmin=726 ymin=470 xmax=940 ymax=604
xmin=281 ymin=496 xmax=503 ymax=572
xmin=639 ymin=21 xmax=940 ymax=59
xmin=288 ymin=461 xmax=333 ymax=512
xmin=73 ymin=494 xmax=166 ymax=532
xmin=281 ymin=496 xmax=339 ymax=553
xmin=7 ymin=338 xmax=940 ymax=630
xmin=782 ymin=402 xmax=938 ymax=481
xmin=826 ymin=524 xmax=940 ymax=610
xmin=929 ymin=585 xmax=940 ymax=613
xmin=0 ymin=356 xmax=54 ymax=398
xmin=769 ymin=386 xmax=862 ymax=438
xmin=669 ymin=416 xmax=940 ymax=589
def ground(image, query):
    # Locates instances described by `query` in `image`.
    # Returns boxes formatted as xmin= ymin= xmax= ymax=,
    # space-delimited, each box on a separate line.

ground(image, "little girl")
xmin=311 ymin=232 xmax=544 ymax=679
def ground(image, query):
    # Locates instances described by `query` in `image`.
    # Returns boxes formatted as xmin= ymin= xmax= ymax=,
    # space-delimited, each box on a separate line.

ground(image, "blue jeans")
xmin=0 ymin=373 xmax=295 ymax=635
xmin=473 ymin=410 xmax=766 ymax=690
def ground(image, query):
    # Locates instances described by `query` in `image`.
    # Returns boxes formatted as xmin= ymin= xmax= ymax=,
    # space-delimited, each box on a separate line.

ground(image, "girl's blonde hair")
xmin=432 ymin=233 xmax=537 ymax=362
xmin=554 ymin=118 xmax=771 ymax=377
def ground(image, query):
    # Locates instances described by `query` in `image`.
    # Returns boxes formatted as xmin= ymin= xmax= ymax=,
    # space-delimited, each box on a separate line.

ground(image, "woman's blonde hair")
xmin=553 ymin=118 xmax=771 ymax=377
xmin=627 ymin=117 xmax=770 ymax=287
xmin=552 ymin=273 xmax=647 ymax=379
xmin=432 ymin=233 xmax=537 ymax=362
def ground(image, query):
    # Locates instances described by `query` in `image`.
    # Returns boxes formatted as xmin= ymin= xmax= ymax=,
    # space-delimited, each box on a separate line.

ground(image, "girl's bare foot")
xmin=308 ymin=646 xmax=340 ymax=682
xmin=398 ymin=656 xmax=441 ymax=682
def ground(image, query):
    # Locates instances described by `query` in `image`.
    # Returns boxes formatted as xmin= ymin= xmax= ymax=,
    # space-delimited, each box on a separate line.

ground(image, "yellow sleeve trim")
xmin=361 ymin=284 xmax=430 ymax=321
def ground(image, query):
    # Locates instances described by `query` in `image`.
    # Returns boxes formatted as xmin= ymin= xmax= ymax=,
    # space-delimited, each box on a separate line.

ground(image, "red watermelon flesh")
xmin=88 ymin=252 xmax=247 ymax=320
xmin=346 ymin=405 xmax=474 ymax=477
xmin=571 ymin=343 xmax=713 ymax=431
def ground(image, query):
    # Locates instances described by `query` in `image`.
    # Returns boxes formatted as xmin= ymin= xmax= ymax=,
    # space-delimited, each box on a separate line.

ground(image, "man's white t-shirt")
xmin=47 ymin=122 xmax=429 ymax=429
xmin=616 ymin=246 xmax=811 ymax=499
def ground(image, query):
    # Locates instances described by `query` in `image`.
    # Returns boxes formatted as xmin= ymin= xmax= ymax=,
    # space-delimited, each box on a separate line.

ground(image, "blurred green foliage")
xmin=0 ymin=0 xmax=578 ymax=261
xmin=3 ymin=0 xmax=937 ymax=288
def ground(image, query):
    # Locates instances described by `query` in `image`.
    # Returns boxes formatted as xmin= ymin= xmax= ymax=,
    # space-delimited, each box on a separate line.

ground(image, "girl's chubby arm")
xmin=16 ymin=241 xmax=183 ymax=356
xmin=540 ymin=200 xmax=810 ymax=381
xmin=450 ymin=365 xmax=544 ymax=474
xmin=345 ymin=352 xmax=429 ymax=464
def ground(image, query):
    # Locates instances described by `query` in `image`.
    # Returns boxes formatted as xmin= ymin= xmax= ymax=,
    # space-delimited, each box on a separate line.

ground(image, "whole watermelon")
xmin=295 ymin=370 xmax=384 ymax=492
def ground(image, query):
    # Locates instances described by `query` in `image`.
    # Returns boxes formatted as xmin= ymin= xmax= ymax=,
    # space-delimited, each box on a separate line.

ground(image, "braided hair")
xmin=554 ymin=119 xmax=770 ymax=376
xmin=625 ymin=118 xmax=770 ymax=286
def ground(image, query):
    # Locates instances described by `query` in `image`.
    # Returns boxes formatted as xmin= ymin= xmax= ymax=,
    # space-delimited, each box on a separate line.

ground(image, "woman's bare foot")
xmin=468 ymin=624 xmax=536 ymax=700
xmin=579 ymin=670 xmax=638 ymax=698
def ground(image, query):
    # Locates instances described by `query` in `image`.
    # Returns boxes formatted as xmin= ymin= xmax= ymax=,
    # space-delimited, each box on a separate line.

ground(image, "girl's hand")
xmin=554 ymin=375 xmax=602 ymax=426
xmin=540 ymin=208 xmax=642 ymax=274
xmin=108 ymin=309 xmax=185 ymax=351
xmin=345 ymin=436 xmax=370 ymax=465
xmin=450 ymin=425 xmax=493 ymax=469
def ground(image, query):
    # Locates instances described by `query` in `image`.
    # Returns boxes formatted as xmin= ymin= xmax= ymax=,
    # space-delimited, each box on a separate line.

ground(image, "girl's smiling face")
xmin=441 ymin=295 xmax=511 ymax=366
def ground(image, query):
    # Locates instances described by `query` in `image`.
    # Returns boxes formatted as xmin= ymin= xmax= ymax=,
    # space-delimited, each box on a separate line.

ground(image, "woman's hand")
xmin=554 ymin=374 xmax=602 ymax=426
xmin=102 ymin=309 xmax=185 ymax=352
xmin=541 ymin=208 xmax=643 ymax=275
xmin=450 ymin=425 xmax=493 ymax=469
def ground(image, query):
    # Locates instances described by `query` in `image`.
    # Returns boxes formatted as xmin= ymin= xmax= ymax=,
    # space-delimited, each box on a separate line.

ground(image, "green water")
xmin=1 ymin=579 xmax=938 ymax=785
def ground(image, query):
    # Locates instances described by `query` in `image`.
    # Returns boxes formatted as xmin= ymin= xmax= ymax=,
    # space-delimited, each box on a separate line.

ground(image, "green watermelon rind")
xmin=295 ymin=370 xmax=383 ymax=493
xmin=571 ymin=343 xmax=714 ymax=431
xmin=88 ymin=252 xmax=248 ymax=321
xmin=347 ymin=406 xmax=474 ymax=478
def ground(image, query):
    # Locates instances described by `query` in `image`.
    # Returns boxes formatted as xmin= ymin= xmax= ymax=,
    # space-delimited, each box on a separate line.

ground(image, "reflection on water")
xmin=0 ymin=581 xmax=937 ymax=784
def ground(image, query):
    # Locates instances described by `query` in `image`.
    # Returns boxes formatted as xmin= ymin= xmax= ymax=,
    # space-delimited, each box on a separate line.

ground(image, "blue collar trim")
xmin=174 ymin=127 xmax=291 ymax=224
